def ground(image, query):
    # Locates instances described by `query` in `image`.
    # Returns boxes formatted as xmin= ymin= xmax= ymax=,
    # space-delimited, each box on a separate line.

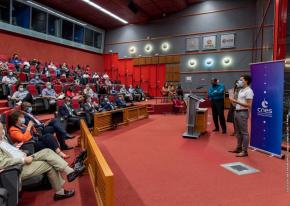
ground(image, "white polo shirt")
xmin=236 ymin=86 xmax=254 ymax=110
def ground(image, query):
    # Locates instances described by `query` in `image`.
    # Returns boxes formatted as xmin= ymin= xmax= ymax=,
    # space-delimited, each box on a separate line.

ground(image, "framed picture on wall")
xmin=220 ymin=33 xmax=235 ymax=49
xmin=202 ymin=35 xmax=216 ymax=50
xmin=186 ymin=37 xmax=200 ymax=51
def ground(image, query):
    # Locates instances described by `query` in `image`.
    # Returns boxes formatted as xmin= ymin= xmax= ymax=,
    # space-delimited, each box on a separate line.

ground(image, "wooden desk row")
xmin=93 ymin=105 xmax=149 ymax=136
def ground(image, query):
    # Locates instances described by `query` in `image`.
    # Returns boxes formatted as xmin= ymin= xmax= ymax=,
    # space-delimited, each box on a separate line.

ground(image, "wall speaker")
xmin=128 ymin=1 xmax=139 ymax=14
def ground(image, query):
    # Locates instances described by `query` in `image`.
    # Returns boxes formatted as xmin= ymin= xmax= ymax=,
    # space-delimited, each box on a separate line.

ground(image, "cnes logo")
xmin=257 ymin=99 xmax=272 ymax=117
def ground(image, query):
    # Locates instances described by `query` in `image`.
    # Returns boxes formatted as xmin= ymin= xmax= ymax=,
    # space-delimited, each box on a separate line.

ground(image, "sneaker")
xmin=236 ymin=151 xmax=248 ymax=157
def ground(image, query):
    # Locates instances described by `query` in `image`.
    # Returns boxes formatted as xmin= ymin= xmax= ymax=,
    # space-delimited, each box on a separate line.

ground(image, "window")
xmin=31 ymin=8 xmax=47 ymax=34
xmin=94 ymin=32 xmax=102 ymax=49
xmin=85 ymin=28 xmax=93 ymax=46
xmin=0 ymin=0 xmax=10 ymax=23
xmin=74 ymin=24 xmax=84 ymax=43
xmin=12 ymin=0 xmax=30 ymax=29
xmin=48 ymin=14 xmax=61 ymax=37
xmin=62 ymin=19 xmax=73 ymax=40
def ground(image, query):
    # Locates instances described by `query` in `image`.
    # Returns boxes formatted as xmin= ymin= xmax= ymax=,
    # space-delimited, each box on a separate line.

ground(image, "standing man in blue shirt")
xmin=208 ymin=78 xmax=227 ymax=134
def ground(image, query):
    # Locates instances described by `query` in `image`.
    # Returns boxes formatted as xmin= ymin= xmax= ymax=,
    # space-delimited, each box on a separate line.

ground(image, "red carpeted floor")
xmin=95 ymin=113 xmax=290 ymax=206
xmin=19 ymin=131 xmax=98 ymax=206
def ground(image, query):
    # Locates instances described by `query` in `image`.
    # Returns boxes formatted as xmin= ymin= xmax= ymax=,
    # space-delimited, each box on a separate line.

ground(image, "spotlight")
xmin=129 ymin=46 xmax=137 ymax=54
xmin=205 ymin=58 xmax=214 ymax=67
xmin=222 ymin=57 xmax=232 ymax=66
xmin=188 ymin=59 xmax=197 ymax=68
xmin=161 ymin=42 xmax=170 ymax=52
xmin=144 ymin=44 xmax=153 ymax=53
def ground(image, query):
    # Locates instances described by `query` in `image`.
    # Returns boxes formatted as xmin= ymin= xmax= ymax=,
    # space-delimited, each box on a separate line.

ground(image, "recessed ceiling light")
xmin=161 ymin=42 xmax=170 ymax=52
xmin=188 ymin=59 xmax=197 ymax=68
xmin=144 ymin=44 xmax=153 ymax=53
xmin=205 ymin=58 xmax=214 ymax=67
xmin=222 ymin=57 xmax=232 ymax=66
xmin=129 ymin=46 xmax=137 ymax=54
xmin=81 ymin=0 xmax=128 ymax=24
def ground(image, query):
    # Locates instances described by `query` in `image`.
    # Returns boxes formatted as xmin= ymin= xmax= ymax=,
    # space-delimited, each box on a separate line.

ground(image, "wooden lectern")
xmin=182 ymin=94 xmax=205 ymax=139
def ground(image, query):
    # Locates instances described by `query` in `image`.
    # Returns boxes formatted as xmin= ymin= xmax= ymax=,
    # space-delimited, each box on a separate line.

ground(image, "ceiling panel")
xmin=34 ymin=0 xmax=201 ymax=30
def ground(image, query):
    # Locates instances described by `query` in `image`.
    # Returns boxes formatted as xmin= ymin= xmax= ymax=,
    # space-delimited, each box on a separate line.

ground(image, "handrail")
xmin=80 ymin=119 xmax=114 ymax=206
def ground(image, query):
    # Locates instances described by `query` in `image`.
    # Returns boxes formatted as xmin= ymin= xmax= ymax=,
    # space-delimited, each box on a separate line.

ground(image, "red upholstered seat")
xmin=26 ymin=84 xmax=38 ymax=96
xmin=54 ymin=84 xmax=63 ymax=94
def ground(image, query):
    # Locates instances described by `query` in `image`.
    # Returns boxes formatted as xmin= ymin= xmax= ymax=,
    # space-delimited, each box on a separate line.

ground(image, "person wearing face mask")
xmin=58 ymin=97 xmax=81 ymax=131
xmin=10 ymin=84 xmax=33 ymax=107
xmin=229 ymin=74 xmax=254 ymax=157
xmin=101 ymin=97 xmax=115 ymax=111
xmin=21 ymin=102 xmax=74 ymax=150
xmin=0 ymin=122 xmax=86 ymax=201
xmin=208 ymin=78 xmax=227 ymax=134
xmin=82 ymin=97 xmax=100 ymax=127
xmin=29 ymin=75 xmax=45 ymax=94
xmin=9 ymin=54 xmax=22 ymax=72
xmin=8 ymin=111 xmax=69 ymax=159
xmin=42 ymin=82 xmax=58 ymax=112
xmin=2 ymin=71 xmax=18 ymax=96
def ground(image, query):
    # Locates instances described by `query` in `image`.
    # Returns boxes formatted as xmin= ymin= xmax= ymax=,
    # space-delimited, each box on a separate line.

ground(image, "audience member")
xmin=101 ymin=97 xmax=115 ymax=111
xmin=0 ymin=122 xmax=85 ymax=201
xmin=82 ymin=97 xmax=100 ymax=127
xmin=8 ymin=111 xmax=69 ymax=158
xmin=10 ymin=84 xmax=33 ymax=106
xmin=42 ymin=82 xmax=58 ymax=111
xmin=22 ymin=102 xmax=74 ymax=150
xmin=59 ymin=97 xmax=81 ymax=130
xmin=2 ymin=71 xmax=18 ymax=96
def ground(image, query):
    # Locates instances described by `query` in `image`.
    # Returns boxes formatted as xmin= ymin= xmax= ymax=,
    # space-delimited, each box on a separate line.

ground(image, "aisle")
xmin=96 ymin=114 xmax=290 ymax=206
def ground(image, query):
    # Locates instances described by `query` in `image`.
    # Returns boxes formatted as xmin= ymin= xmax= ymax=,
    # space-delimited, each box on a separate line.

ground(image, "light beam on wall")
xmin=205 ymin=58 xmax=214 ymax=67
xmin=81 ymin=0 xmax=128 ymax=24
xmin=129 ymin=46 xmax=137 ymax=54
xmin=144 ymin=44 xmax=153 ymax=53
xmin=188 ymin=59 xmax=197 ymax=68
xmin=222 ymin=56 xmax=232 ymax=66
xmin=161 ymin=42 xmax=170 ymax=52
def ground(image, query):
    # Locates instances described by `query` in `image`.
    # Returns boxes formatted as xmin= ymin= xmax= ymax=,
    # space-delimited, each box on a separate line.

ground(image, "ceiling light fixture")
xmin=81 ymin=0 xmax=128 ymax=24
xmin=188 ymin=59 xmax=197 ymax=68
xmin=26 ymin=1 xmax=87 ymax=26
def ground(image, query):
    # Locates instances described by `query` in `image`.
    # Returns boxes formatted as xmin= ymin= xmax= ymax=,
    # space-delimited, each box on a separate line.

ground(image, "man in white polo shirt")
xmin=229 ymin=74 xmax=254 ymax=157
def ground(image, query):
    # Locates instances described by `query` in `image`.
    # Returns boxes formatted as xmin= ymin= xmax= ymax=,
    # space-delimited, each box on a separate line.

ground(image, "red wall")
xmin=104 ymin=54 xmax=166 ymax=97
xmin=0 ymin=30 xmax=104 ymax=71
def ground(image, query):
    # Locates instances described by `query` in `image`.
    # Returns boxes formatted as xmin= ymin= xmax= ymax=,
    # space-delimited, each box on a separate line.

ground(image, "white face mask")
xmin=236 ymin=80 xmax=244 ymax=88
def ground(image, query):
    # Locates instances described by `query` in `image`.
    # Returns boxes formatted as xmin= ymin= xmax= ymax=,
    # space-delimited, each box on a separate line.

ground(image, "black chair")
xmin=0 ymin=188 xmax=8 ymax=206
xmin=0 ymin=165 xmax=21 ymax=206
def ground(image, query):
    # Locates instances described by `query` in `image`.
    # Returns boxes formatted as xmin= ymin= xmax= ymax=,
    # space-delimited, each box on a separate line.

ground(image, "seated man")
xmin=9 ymin=53 xmax=22 ymax=71
xmin=41 ymin=82 xmax=58 ymax=112
xmin=29 ymin=75 xmax=45 ymax=94
xmin=120 ymin=85 xmax=133 ymax=102
xmin=2 ymin=71 xmax=18 ymax=96
xmin=9 ymin=84 xmax=33 ymax=107
xmin=82 ymin=97 xmax=100 ymax=127
xmin=21 ymin=102 xmax=74 ymax=150
xmin=128 ymin=85 xmax=141 ymax=101
xmin=22 ymin=61 xmax=30 ymax=73
xmin=83 ymin=84 xmax=97 ymax=98
xmin=115 ymin=95 xmax=127 ymax=108
xmin=100 ymin=97 xmax=115 ymax=112
xmin=0 ymin=122 xmax=84 ymax=201
xmin=59 ymin=97 xmax=81 ymax=131
xmin=135 ymin=85 xmax=146 ymax=101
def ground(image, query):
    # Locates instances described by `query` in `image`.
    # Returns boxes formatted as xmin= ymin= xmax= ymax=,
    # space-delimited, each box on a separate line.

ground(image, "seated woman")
xmin=8 ymin=111 xmax=69 ymax=159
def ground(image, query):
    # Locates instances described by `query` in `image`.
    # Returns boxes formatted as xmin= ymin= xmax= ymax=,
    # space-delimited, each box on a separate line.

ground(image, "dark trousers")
xmin=35 ymin=133 xmax=59 ymax=152
xmin=43 ymin=118 xmax=68 ymax=149
xmin=84 ymin=113 xmax=94 ymax=128
xmin=63 ymin=116 xmax=81 ymax=133
xmin=211 ymin=99 xmax=227 ymax=132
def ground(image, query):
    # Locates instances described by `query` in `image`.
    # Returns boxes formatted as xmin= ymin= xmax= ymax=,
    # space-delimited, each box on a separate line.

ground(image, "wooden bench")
xmin=93 ymin=105 xmax=149 ymax=135
xmin=80 ymin=120 xmax=114 ymax=206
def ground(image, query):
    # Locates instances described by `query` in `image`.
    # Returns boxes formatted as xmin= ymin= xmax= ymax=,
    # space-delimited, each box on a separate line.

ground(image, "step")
xmin=0 ymin=100 xmax=8 ymax=108
xmin=0 ymin=107 xmax=10 ymax=114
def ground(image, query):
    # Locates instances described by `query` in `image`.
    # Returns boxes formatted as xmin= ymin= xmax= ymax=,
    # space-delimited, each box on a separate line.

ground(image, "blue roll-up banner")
xmin=250 ymin=60 xmax=284 ymax=157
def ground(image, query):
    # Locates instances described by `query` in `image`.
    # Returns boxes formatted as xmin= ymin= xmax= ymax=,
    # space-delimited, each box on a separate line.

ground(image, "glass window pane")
xmin=0 ymin=0 xmax=10 ymax=23
xmin=12 ymin=0 xmax=30 ymax=29
xmin=94 ymin=32 xmax=102 ymax=49
xmin=48 ymin=14 xmax=61 ymax=37
xmin=74 ymin=24 xmax=84 ymax=43
xmin=62 ymin=19 xmax=73 ymax=40
xmin=85 ymin=28 xmax=93 ymax=46
xmin=31 ymin=8 xmax=47 ymax=33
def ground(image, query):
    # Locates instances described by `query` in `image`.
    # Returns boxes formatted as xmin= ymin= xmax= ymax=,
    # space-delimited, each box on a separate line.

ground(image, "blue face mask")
xmin=20 ymin=118 xmax=26 ymax=124
xmin=27 ymin=107 xmax=32 ymax=113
